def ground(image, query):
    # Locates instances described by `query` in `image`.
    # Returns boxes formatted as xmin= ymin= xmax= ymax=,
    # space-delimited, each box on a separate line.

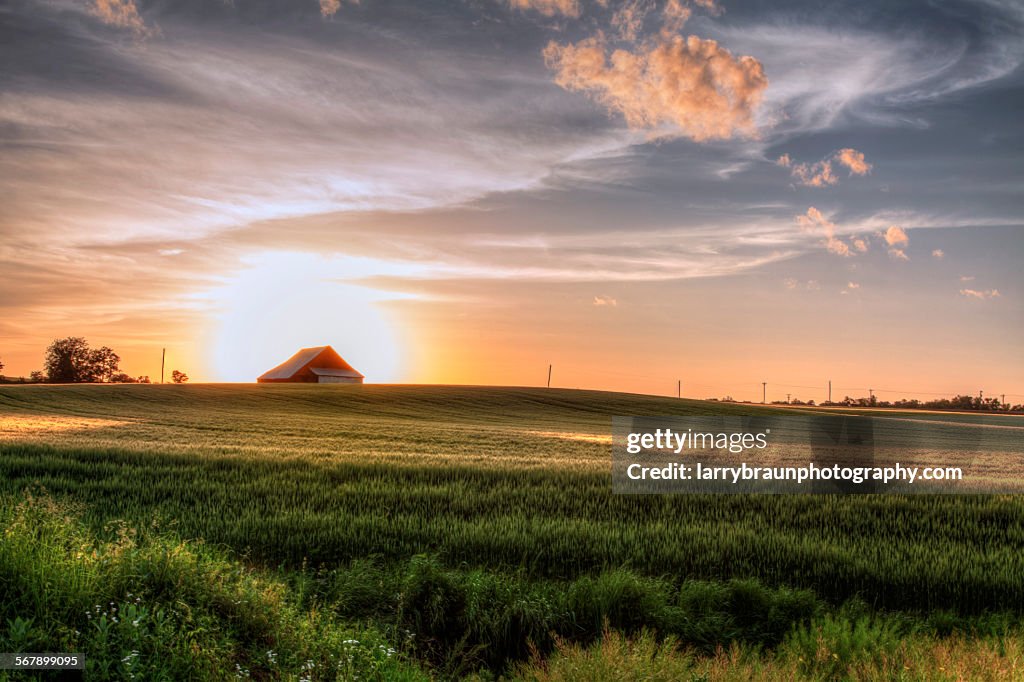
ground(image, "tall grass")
xmin=507 ymin=624 xmax=1024 ymax=682
xmin=3 ymin=385 xmax=1024 ymax=677
xmin=1 ymin=385 xmax=1022 ymax=616
xmin=1 ymin=491 xmax=1020 ymax=679
xmin=0 ymin=492 xmax=426 ymax=681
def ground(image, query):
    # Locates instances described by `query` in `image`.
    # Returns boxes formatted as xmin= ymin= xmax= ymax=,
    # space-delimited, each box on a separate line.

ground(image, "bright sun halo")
xmin=206 ymin=252 xmax=408 ymax=383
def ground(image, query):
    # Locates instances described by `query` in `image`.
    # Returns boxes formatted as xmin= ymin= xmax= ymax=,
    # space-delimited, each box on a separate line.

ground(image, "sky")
xmin=1 ymin=0 xmax=1022 ymax=402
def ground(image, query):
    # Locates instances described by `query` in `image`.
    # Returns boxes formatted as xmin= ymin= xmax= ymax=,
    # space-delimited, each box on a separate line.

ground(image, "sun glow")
xmin=205 ymin=252 xmax=414 ymax=383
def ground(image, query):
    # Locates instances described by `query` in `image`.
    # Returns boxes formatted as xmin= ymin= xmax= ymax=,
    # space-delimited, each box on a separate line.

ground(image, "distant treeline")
xmin=762 ymin=394 xmax=1023 ymax=413
xmin=0 ymin=337 xmax=186 ymax=384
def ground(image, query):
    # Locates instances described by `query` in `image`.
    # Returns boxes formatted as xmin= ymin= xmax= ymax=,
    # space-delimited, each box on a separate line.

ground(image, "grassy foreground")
xmin=2 ymin=492 xmax=1022 ymax=681
xmin=1 ymin=384 xmax=1023 ymax=678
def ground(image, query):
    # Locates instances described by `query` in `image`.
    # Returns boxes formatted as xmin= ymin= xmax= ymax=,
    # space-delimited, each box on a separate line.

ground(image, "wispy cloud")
xmin=593 ymin=295 xmax=618 ymax=306
xmin=784 ymin=278 xmax=820 ymax=291
xmin=931 ymin=249 xmax=944 ymax=259
xmin=716 ymin=15 xmax=1024 ymax=134
xmin=960 ymin=288 xmax=1000 ymax=300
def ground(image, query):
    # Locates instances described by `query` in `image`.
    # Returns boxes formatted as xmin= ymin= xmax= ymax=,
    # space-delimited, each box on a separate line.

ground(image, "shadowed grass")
xmin=0 ymin=492 xmax=427 ymax=681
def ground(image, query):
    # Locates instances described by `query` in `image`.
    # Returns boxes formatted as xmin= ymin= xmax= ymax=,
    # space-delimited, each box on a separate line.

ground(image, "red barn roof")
xmin=257 ymin=346 xmax=364 ymax=382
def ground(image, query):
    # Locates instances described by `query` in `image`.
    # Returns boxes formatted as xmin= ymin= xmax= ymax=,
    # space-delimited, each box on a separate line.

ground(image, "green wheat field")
xmin=2 ymin=384 xmax=1023 ymax=680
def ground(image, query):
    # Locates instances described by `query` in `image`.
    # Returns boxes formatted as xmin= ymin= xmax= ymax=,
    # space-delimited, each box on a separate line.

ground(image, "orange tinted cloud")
xmin=320 ymin=0 xmax=358 ymax=17
xmin=835 ymin=147 xmax=872 ymax=175
xmin=884 ymin=225 xmax=908 ymax=246
xmin=791 ymin=159 xmax=837 ymax=187
xmin=825 ymin=235 xmax=850 ymax=256
xmin=782 ymin=148 xmax=871 ymax=187
xmin=885 ymin=225 xmax=909 ymax=260
xmin=593 ymin=295 xmax=618 ymax=306
xmin=661 ymin=0 xmax=692 ymax=36
xmin=90 ymin=0 xmax=153 ymax=38
xmin=543 ymin=33 xmax=767 ymax=141
xmin=509 ymin=0 xmax=580 ymax=17
xmin=612 ymin=0 xmax=651 ymax=41
xmin=796 ymin=206 xmax=852 ymax=256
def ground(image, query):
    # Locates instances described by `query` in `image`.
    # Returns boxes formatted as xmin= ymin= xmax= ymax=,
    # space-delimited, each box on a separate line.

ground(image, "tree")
xmin=43 ymin=337 xmax=121 ymax=383
xmin=110 ymin=374 xmax=152 ymax=384
xmin=171 ymin=370 xmax=189 ymax=384
xmin=29 ymin=370 xmax=44 ymax=383
xmin=0 ymin=357 xmax=4 ymax=374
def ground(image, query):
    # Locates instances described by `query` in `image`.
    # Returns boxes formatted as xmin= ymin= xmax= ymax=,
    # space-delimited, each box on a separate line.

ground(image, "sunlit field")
xmin=2 ymin=384 xmax=1023 ymax=679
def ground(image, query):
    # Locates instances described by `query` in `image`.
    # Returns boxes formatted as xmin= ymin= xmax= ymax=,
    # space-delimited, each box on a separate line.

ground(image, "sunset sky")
xmin=1 ymin=0 xmax=1022 ymax=402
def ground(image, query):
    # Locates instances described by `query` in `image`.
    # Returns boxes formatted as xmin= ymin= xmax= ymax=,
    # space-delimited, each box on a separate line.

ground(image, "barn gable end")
xmin=257 ymin=346 xmax=364 ymax=384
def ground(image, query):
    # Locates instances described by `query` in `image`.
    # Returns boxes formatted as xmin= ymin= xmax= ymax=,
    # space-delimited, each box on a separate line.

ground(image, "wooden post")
xmin=161 ymin=348 xmax=166 ymax=384
xmin=547 ymin=364 xmax=552 ymax=388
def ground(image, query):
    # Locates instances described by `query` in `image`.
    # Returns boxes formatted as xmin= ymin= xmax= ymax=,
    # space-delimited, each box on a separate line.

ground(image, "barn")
xmin=256 ymin=346 xmax=364 ymax=384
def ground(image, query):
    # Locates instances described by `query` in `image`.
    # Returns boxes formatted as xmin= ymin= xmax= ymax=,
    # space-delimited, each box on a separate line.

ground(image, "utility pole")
xmin=547 ymin=364 xmax=552 ymax=388
xmin=828 ymin=380 xmax=831 ymax=404
xmin=786 ymin=393 xmax=791 ymax=404
xmin=677 ymin=380 xmax=681 ymax=398
xmin=161 ymin=348 xmax=166 ymax=384
xmin=762 ymin=382 xmax=767 ymax=404
xmin=869 ymin=388 xmax=874 ymax=402
xmin=1001 ymin=394 xmax=1006 ymax=406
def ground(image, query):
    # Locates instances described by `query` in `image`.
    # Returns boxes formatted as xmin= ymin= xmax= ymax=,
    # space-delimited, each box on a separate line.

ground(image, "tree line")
xmin=767 ymin=394 xmax=1023 ymax=413
xmin=0 ymin=337 xmax=188 ymax=384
